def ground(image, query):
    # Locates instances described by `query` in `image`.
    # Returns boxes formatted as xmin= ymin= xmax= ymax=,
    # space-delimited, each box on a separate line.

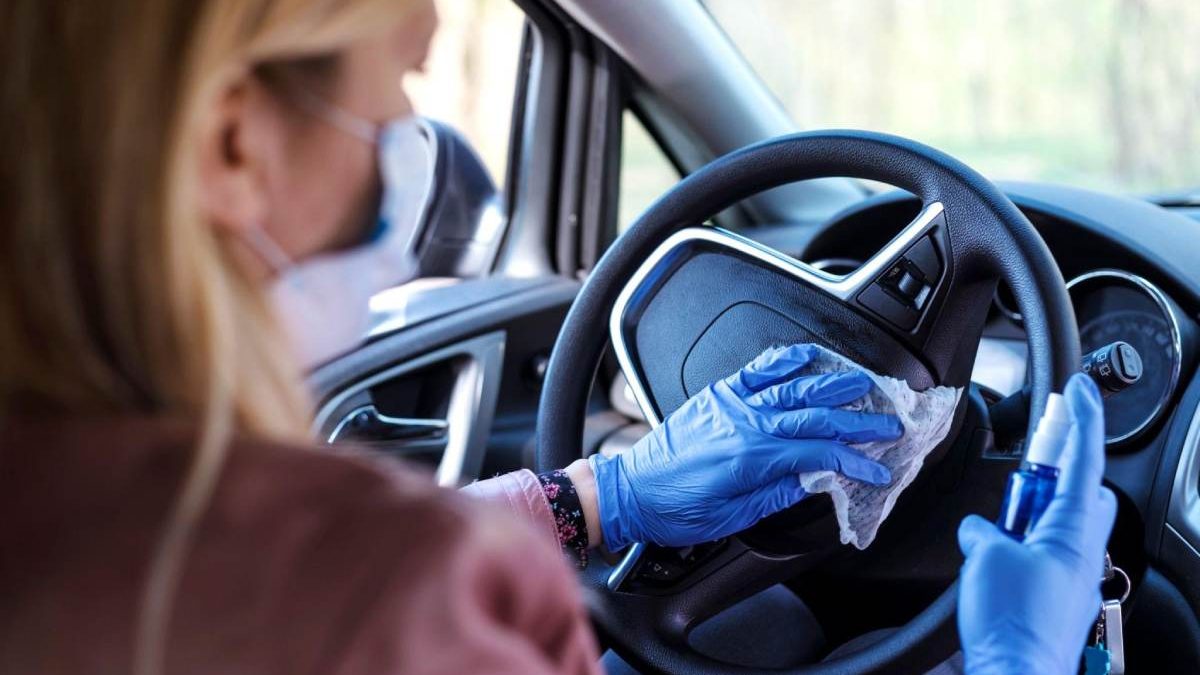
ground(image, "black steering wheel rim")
xmin=537 ymin=130 xmax=1079 ymax=674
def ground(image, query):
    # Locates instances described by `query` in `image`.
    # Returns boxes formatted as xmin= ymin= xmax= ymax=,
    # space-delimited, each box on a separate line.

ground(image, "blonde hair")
xmin=0 ymin=0 xmax=418 ymax=672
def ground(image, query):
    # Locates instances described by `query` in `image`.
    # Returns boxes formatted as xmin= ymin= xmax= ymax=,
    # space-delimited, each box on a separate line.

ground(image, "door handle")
xmin=328 ymin=404 xmax=449 ymax=453
xmin=314 ymin=331 xmax=505 ymax=486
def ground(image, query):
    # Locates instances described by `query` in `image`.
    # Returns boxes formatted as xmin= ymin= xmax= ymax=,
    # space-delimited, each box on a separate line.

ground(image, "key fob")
xmin=1104 ymin=599 xmax=1125 ymax=675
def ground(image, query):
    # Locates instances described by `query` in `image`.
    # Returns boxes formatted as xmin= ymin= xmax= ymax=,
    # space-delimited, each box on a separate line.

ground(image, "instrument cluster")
xmin=1069 ymin=270 xmax=1195 ymax=446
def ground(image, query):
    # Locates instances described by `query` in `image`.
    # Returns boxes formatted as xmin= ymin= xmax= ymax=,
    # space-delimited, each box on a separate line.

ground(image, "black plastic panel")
xmin=682 ymin=302 xmax=818 ymax=398
xmin=1125 ymin=567 xmax=1200 ymax=673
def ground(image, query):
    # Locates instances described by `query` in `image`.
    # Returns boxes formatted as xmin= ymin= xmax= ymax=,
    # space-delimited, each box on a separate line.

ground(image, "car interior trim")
xmin=492 ymin=1 xmax=565 ymax=277
xmin=312 ymin=331 xmax=506 ymax=487
xmin=555 ymin=0 xmax=866 ymax=224
xmin=326 ymin=405 xmax=449 ymax=446
xmin=1166 ymin=384 xmax=1200 ymax=557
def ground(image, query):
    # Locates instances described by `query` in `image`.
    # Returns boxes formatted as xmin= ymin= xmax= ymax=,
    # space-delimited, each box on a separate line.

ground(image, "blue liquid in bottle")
xmin=998 ymin=393 xmax=1071 ymax=541
xmin=998 ymin=462 xmax=1059 ymax=541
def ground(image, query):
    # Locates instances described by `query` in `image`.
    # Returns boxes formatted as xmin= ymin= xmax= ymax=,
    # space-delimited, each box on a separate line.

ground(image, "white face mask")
xmin=247 ymin=114 xmax=433 ymax=369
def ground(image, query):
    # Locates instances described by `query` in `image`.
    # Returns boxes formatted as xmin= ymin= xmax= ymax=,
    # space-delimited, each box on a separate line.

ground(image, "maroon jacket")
xmin=0 ymin=416 xmax=601 ymax=674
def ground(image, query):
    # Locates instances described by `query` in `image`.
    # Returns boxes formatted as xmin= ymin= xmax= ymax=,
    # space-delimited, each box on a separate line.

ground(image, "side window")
xmin=405 ymin=0 xmax=525 ymax=187
xmin=618 ymin=110 xmax=681 ymax=232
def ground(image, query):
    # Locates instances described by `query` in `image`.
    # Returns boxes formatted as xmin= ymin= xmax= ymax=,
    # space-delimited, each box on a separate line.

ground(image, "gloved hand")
xmin=590 ymin=344 xmax=903 ymax=550
xmin=957 ymin=373 xmax=1118 ymax=674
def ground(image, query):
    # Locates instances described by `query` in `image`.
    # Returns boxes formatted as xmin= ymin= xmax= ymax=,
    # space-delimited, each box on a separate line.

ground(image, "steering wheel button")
xmin=906 ymin=235 xmax=942 ymax=281
xmin=897 ymin=271 xmax=925 ymax=299
xmin=858 ymin=283 xmax=919 ymax=330
xmin=913 ymin=283 xmax=933 ymax=310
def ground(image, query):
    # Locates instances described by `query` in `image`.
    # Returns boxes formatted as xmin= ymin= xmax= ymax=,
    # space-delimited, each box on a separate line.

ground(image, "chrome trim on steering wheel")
xmin=609 ymin=201 xmax=944 ymax=428
xmin=604 ymin=201 xmax=945 ymax=590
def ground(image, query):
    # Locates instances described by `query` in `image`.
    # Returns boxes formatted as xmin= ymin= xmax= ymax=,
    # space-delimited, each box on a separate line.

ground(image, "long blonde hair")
xmin=0 ymin=0 xmax=417 ymax=672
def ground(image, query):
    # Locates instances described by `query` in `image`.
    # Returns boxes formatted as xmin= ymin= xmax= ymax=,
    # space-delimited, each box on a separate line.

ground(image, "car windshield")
xmin=704 ymin=0 xmax=1200 ymax=199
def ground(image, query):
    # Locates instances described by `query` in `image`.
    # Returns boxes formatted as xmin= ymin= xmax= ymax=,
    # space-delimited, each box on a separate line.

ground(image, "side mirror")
xmin=412 ymin=118 xmax=505 ymax=279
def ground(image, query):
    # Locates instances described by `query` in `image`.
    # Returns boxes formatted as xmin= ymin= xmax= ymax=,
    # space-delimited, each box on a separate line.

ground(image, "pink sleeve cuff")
xmin=460 ymin=470 xmax=559 ymax=547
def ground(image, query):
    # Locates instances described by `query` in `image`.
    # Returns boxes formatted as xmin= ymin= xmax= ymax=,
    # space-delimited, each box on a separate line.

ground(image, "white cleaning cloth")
xmin=796 ymin=347 xmax=961 ymax=550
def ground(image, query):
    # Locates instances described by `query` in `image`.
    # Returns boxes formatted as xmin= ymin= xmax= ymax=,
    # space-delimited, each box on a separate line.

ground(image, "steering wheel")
xmin=536 ymin=130 xmax=1079 ymax=674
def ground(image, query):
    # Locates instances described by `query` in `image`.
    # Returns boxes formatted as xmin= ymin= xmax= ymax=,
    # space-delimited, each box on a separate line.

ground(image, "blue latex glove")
xmin=591 ymin=344 xmax=903 ymax=549
xmin=957 ymin=373 xmax=1118 ymax=674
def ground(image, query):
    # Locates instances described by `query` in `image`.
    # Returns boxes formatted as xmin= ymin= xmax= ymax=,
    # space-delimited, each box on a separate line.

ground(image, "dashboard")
xmin=979 ymin=268 xmax=1195 ymax=448
xmin=767 ymin=181 xmax=1200 ymax=653
xmin=591 ymin=180 xmax=1200 ymax=667
xmin=785 ymin=182 xmax=1200 ymax=453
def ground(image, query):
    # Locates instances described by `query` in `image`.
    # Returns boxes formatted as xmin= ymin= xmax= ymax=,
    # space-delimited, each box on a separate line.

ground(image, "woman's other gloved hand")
xmin=590 ymin=344 xmax=902 ymax=550
xmin=957 ymin=373 xmax=1118 ymax=674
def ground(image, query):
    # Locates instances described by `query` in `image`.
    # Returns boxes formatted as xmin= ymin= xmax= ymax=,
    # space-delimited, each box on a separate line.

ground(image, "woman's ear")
xmin=196 ymin=76 xmax=275 ymax=239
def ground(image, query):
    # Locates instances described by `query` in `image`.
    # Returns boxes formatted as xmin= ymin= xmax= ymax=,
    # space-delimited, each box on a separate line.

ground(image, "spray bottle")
xmin=997 ymin=393 xmax=1072 ymax=540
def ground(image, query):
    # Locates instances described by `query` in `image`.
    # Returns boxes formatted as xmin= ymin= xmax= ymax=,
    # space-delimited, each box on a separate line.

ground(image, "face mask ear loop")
xmin=243 ymin=226 xmax=295 ymax=278
xmin=287 ymin=85 xmax=380 ymax=145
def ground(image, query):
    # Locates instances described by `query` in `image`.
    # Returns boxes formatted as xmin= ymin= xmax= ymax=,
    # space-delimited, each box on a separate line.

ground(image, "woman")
xmin=0 ymin=0 xmax=1115 ymax=673
xmin=0 ymin=1 xmax=900 ymax=673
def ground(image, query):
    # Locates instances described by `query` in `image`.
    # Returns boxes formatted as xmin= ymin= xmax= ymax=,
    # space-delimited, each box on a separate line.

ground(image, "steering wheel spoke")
xmin=583 ymin=539 xmax=837 ymax=674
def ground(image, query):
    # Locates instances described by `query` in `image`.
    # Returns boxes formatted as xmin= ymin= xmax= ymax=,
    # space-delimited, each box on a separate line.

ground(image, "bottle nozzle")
xmin=1024 ymin=392 xmax=1071 ymax=468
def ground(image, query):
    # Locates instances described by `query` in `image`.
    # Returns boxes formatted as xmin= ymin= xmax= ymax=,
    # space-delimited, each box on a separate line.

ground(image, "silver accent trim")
xmin=808 ymin=257 xmax=863 ymax=275
xmin=604 ymin=202 xmax=945 ymax=590
xmin=312 ymin=332 xmax=505 ymax=487
xmin=327 ymin=405 xmax=449 ymax=445
xmin=1167 ymin=393 xmax=1200 ymax=555
xmin=609 ymin=201 xmax=944 ymax=427
xmin=605 ymin=542 xmax=646 ymax=591
xmin=609 ymin=371 xmax=647 ymax=422
xmin=1067 ymin=269 xmax=1184 ymax=445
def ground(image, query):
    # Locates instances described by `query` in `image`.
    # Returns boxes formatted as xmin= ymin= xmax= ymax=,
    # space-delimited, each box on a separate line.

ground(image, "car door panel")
xmin=311 ymin=277 xmax=579 ymax=483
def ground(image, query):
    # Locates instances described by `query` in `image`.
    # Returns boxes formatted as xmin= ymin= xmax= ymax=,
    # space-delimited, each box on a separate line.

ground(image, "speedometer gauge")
xmin=1069 ymin=271 xmax=1191 ymax=445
